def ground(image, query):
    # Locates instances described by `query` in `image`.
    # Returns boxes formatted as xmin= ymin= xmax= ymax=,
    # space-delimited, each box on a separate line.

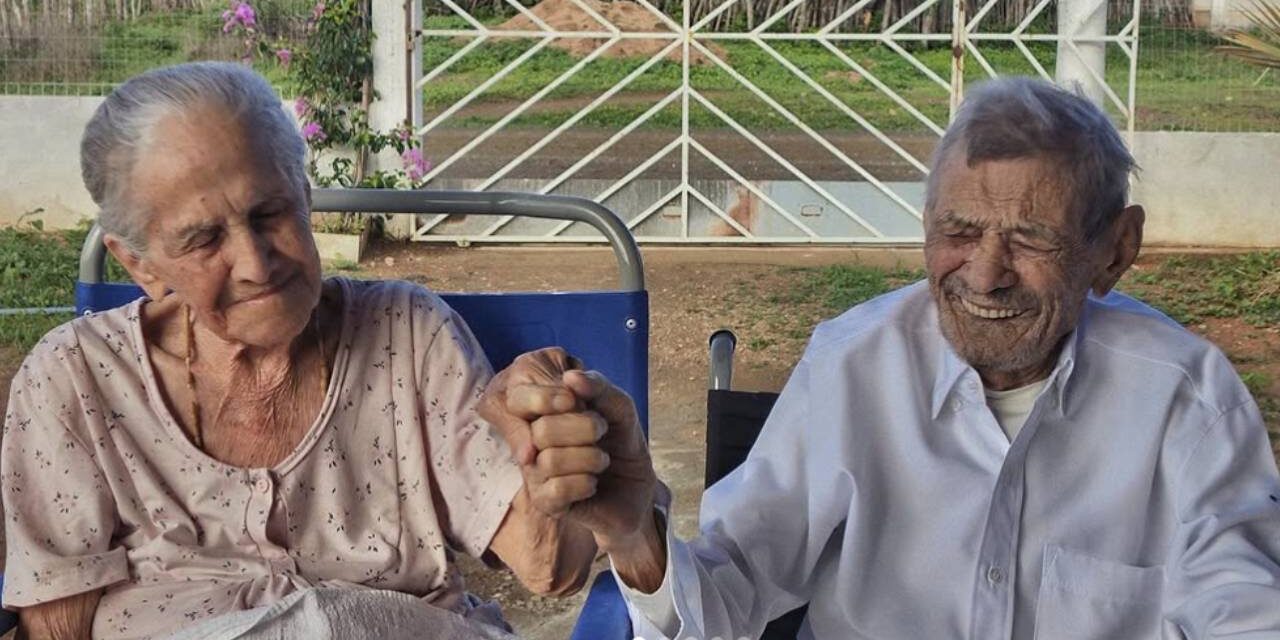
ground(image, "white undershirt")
xmin=985 ymin=378 xmax=1050 ymax=442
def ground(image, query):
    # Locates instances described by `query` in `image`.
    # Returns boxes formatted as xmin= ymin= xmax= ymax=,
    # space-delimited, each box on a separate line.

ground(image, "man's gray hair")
xmin=80 ymin=61 xmax=307 ymax=252
xmin=925 ymin=77 xmax=1136 ymax=241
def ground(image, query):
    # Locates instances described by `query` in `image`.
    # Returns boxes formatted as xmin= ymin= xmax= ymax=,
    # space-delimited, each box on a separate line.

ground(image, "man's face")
xmin=924 ymin=153 xmax=1109 ymax=389
xmin=119 ymin=106 xmax=322 ymax=348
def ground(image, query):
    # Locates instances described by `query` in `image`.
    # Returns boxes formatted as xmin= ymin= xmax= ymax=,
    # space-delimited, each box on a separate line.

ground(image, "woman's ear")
xmin=1091 ymin=205 xmax=1145 ymax=297
xmin=103 ymin=234 xmax=168 ymax=301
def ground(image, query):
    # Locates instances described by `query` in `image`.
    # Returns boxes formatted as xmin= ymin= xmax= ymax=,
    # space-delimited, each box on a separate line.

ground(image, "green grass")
xmin=1 ymin=7 xmax=298 ymax=96
xmin=420 ymin=15 xmax=1280 ymax=132
xmin=1120 ymin=252 xmax=1280 ymax=326
xmin=774 ymin=263 xmax=925 ymax=313
xmin=0 ymin=227 xmax=87 ymax=350
xmin=732 ymin=263 xmax=923 ymax=354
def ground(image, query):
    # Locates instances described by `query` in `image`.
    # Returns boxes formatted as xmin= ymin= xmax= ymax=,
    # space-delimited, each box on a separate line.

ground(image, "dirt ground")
xmin=0 ymin=244 xmax=1275 ymax=639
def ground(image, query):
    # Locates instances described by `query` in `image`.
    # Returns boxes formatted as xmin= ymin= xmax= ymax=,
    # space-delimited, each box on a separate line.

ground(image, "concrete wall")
xmin=0 ymin=96 xmax=103 ymax=230
xmin=1130 ymin=131 xmax=1280 ymax=247
xmin=2 ymin=96 xmax=1277 ymax=247
xmin=1192 ymin=0 xmax=1262 ymax=30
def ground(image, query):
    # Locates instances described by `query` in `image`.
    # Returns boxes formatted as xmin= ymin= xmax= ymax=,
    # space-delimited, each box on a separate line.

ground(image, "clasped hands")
xmin=479 ymin=348 xmax=661 ymax=559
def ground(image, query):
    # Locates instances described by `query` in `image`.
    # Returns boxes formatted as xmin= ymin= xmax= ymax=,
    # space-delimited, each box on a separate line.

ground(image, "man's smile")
xmin=957 ymin=296 xmax=1029 ymax=320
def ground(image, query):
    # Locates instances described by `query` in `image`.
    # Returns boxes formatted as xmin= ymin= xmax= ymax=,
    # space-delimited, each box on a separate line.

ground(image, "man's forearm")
xmin=18 ymin=590 xmax=100 ymax=640
xmin=605 ymin=508 xmax=668 ymax=594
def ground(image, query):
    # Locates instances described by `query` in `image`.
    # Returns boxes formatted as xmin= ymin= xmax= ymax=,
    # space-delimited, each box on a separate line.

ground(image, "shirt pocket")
xmin=1033 ymin=545 xmax=1165 ymax=640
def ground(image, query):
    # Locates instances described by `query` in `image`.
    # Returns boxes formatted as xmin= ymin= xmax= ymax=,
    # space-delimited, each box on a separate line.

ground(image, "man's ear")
xmin=103 ymin=234 xmax=168 ymax=301
xmin=1091 ymin=204 xmax=1145 ymax=297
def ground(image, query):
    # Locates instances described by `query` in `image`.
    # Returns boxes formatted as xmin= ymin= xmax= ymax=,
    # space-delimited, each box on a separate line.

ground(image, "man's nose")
xmin=965 ymin=233 xmax=1018 ymax=293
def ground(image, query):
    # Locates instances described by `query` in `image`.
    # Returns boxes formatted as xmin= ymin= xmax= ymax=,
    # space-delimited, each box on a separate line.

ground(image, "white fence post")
xmin=1057 ymin=0 xmax=1108 ymax=105
xmin=370 ymin=0 xmax=415 ymax=237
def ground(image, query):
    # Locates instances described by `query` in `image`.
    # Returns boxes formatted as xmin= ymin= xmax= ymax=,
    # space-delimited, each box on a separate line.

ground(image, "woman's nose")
xmin=226 ymin=229 xmax=273 ymax=284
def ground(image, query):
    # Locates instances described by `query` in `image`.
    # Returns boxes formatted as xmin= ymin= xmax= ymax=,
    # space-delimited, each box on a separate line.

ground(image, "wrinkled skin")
xmin=106 ymin=105 xmax=322 ymax=350
xmin=923 ymin=153 xmax=1144 ymax=390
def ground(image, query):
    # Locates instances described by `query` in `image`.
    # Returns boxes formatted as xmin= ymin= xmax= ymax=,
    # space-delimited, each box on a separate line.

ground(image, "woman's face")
xmin=116 ymin=105 xmax=322 ymax=349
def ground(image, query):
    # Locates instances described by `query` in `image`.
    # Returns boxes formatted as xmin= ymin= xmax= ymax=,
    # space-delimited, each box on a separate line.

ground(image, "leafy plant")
xmin=1218 ymin=1 xmax=1280 ymax=68
xmin=221 ymin=0 xmax=431 ymax=236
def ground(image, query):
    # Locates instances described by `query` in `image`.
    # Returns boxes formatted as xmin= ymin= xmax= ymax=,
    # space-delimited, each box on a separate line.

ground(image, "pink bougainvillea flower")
xmin=234 ymin=2 xmax=256 ymax=28
xmin=301 ymin=121 xmax=326 ymax=143
xmin=221 ymin=1 xmax=256 ymax=32
xmin=401 ymin=148 xmax=431 ymax=182
xmin=275 ymin=48 xmax=292 ymax=66
xmin=294 ymin=97 xmax=310 ymax=117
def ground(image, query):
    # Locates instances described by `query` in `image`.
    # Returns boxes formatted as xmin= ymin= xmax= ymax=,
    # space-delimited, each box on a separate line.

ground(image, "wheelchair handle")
xmin=708 ymin=329 xmax=737 ymax=391
xmin=79 ymin=189 xmax=645 ymax=292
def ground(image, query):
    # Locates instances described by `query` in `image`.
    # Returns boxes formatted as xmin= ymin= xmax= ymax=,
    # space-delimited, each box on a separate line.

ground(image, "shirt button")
xmin=255 ymin=478 xmax=272 ymax=493
xmin=987 ymin=566 xmax=1005 ymax=585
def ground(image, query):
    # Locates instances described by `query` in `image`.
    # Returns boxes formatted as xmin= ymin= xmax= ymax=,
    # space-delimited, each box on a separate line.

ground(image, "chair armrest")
xmin=569 ymin=571 xmax=632 ymax=640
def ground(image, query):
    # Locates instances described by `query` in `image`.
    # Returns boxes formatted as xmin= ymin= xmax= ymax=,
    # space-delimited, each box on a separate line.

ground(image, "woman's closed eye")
xmin=185 ymin=227 xmax=223 ymax=252
xmin=251 ymin=208 xmax=283 ymax=228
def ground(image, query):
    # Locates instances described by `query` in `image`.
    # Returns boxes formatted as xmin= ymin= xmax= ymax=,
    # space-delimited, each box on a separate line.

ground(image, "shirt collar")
xmin=930 ymin=304 xmax=1087 ymax=420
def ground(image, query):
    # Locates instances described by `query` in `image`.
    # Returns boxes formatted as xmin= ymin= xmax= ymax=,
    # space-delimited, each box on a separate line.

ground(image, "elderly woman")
xmin=0 ymin=62 xmax=598 ymax=639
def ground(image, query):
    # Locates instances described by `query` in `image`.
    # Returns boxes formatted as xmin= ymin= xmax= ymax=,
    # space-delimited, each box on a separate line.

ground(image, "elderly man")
xmin=483 ymin=77 xmax=1280 ymax=639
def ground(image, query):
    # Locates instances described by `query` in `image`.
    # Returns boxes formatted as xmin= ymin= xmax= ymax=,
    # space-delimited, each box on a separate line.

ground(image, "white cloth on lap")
xmin=161 ymin=588 xmax=519 ymax=640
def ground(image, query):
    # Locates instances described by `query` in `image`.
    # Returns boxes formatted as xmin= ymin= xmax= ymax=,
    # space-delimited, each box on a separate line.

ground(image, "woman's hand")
xmin=480 ymin=349 xmax=660 ymax=553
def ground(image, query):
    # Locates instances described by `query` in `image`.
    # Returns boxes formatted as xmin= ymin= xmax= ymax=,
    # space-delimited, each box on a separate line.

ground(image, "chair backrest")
xmin=75 ymin=189 xmax=650 ymax=430
xmin=704 ymin=388 xmax=779 ymax=489
xmin=702 ymin=330 xmax=804 ymax=640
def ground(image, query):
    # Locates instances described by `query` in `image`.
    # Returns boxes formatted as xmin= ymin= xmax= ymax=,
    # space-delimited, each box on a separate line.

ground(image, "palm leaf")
xmin=1217 ymin=0 xmax=1280 ymax=68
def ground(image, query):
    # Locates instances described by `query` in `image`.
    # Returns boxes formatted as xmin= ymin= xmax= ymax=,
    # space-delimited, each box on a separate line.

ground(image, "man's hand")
xmin=480 ymin=348 xmax=659 ymax=554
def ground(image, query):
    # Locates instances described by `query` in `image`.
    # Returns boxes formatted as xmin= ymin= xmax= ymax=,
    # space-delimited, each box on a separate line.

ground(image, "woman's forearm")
xmin=489 ymin=488 xmax=598 ymax=597
xmin=18 ymin=590 xmax=100 ymax=640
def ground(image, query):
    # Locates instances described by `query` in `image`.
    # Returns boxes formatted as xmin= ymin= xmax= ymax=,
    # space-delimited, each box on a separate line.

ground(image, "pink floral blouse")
xmin=1 ymin=278 xmax=523 ymax=639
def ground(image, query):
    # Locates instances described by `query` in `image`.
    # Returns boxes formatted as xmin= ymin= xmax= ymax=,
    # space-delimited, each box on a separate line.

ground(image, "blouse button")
xmin=255 ymin=477 xmax=272 ymax=493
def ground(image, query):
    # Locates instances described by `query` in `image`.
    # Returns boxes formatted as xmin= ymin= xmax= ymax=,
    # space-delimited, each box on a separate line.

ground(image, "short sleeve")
xmin=411 ymin=291 xmax=523 ymax=559
xmin=2 ymin=336 xmax=128 ymax=608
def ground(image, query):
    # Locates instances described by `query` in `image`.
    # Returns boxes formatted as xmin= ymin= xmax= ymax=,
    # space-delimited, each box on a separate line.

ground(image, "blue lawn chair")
xmin=0 ymin=190 xmax=646 ymax=635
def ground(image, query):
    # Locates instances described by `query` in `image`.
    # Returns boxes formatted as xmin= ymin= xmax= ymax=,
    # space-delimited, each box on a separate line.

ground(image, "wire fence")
xmin=0 ymin=0 xmax=310 ymax=96
xmin=0 ymin=0 xmax=1277 ymax=131
xmin=1136 ymin=13 xmax=1280 ymax=132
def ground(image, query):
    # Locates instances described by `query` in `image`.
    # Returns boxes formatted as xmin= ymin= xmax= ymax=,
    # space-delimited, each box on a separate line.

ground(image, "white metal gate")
xmin=410 ymin=0 xmax=1139 ymax=244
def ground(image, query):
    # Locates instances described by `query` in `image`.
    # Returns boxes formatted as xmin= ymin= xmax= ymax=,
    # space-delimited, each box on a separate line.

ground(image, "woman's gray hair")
xmin=80 ymin=61 xmax=307 ymax=252
xmin=925 ymin=76 xmax=1136 ymax=242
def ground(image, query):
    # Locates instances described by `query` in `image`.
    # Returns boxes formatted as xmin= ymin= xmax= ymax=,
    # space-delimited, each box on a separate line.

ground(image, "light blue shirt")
xmin=620 ymin=281 xmax=1280 ymax=639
